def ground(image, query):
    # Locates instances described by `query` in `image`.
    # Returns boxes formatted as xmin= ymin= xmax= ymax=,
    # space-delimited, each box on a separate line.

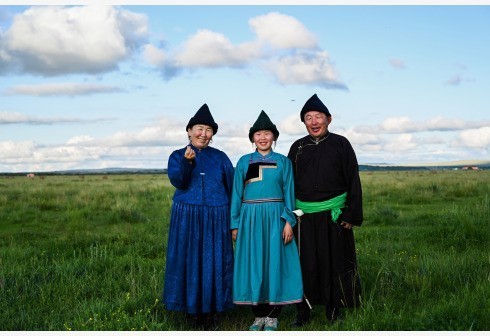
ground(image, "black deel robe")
xmin=287 ymin=132 xmax=363 ymax=308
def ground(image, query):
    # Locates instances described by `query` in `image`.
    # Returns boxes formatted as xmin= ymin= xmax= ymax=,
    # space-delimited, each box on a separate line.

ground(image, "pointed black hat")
xmin=186 ymin=103 xmax=218 ymax=134
xmin=300 ymin=93 xmax=331 ymax=122
xmin=248 ymin=110 xmax=279 ymax=142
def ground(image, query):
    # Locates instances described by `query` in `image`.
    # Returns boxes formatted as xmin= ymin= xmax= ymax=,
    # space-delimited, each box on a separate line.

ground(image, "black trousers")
xmin=293 ymin=211 xmax=361 ymax=308
xmin=252 ymin=304 xmax=283 ymax=318
xmin=295 ymin=300 xmax=340 ymax=321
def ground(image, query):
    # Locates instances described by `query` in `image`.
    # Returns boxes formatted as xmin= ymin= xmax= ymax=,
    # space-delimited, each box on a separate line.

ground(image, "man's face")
xmin=304 ymin=111 xmax=331 ymax=139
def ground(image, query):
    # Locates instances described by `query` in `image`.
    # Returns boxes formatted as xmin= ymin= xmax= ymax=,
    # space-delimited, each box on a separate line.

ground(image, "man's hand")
xmin=341 ymin=221 xmax=352 ymax=230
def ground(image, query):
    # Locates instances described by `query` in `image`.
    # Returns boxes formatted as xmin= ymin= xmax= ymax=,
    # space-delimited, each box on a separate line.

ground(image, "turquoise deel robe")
xmin=230 ymin=150 xmax=303 ymax=305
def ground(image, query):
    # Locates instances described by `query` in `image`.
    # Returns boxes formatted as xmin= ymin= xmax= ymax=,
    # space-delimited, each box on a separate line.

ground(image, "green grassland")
xmin=0 ymin=171 xmax=488 ymax=331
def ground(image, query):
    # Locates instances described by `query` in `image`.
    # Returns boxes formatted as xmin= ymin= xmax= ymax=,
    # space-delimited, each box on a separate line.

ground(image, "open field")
xmin=0 ymin=171 xmax=488 ymax=331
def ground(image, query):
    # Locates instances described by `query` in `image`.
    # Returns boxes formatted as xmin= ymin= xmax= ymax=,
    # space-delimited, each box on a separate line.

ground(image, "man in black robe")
xmin=287 ymin=94 xmax=363 ymax=326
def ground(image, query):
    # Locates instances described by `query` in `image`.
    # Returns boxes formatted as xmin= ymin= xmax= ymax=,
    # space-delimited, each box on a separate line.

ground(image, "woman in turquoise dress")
xmin=230 ymin=110 xmax=303 ymax=331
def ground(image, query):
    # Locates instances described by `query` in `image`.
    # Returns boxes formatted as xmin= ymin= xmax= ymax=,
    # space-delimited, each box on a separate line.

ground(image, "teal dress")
xmin=230 ymin=150 xmax=303 ymax=305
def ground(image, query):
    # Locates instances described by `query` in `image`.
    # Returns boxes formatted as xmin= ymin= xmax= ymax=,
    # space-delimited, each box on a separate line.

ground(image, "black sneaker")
xmin=290 ymin=312 xmax=311 ymax=327
xmin=202 ymin=313 xmax=219 ymax=330
xmin=326 ymin=307 xmax=342 ymax=324
xmin=187 ymin=313 xmax=205 ymax=329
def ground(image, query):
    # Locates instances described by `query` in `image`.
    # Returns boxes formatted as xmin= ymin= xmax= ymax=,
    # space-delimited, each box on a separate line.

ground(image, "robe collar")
xmin=308 ymin=131 xmax=330 ymax=145
xmin=252 ymin=149 xmax=274 ymax=162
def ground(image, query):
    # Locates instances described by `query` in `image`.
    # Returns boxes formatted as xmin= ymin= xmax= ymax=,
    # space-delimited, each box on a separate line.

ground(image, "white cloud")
xmin=174 ymin=29 xmax=260 ymax=68
xmin=457 ymin=127 xmax=490 ymax=148
xmin=142 ymin=11 xmax=343 ymax=87
xmin=423 ymin=117 xmax=489 ymax=132
xmin=5 ymin=82 xmax=123 ymax=96
xmin=266 ymin=51 xmax=347 ymax=89
xmin=331 ymin=117 xmax=490 ymax=163
xmin=380 ymin=117 xmax=416 ymax=133
xmin=0 ymin=111 xmax=114 ymax=125
xmin=215 ymin=136 xmax=252 ymax=163
xmin=0 ymin=111 xmax=29 ymax=124
xmin=0 ymin=5 xmax=148 ymax=76
xmin=147 ymin=29 xmax=262 ymax=79
xmin=115 ymin=124 xmax=183 ymax=147
xmin=279 ymin=114 xmax=307 ymax=136
xmin=142 ymin=43 xmax=166 ymax=67
xmin=66 ymin=135 xmax=95 ymax=145
xmin=355 ymin=116 xmax=490 ymax=134
xmin=342 ymin=128 xmax=383 ymax=146
xmin=2 ymin=113 xmax=489 ymax=172
xmin=68 ymin=117 xmax=188 ymax=147
xmin=0 ymin=140 xmax=35 ymax=159
xmin=384 ymin=134 xmax=418 ymax=153
xmin=248 ymin=12 xmax=317 ymax=50
xmin=0 ymin=117 xmax=188 ymax=171
xmin=419 ymin=136 xmax=446 ymax=145
xmin=0 ymin=132 xmax=177 ymax=172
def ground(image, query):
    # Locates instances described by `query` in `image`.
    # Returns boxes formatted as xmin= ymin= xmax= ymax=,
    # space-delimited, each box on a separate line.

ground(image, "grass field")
xmin=0 ymin=171 xmax=488 ymax=331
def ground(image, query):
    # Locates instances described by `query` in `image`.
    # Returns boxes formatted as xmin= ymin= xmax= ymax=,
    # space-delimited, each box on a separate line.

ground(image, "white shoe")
xmin=249 ymin=317 xmax=266 ymax=331
xmin=264 ymin=317 xmax=278 ymax=331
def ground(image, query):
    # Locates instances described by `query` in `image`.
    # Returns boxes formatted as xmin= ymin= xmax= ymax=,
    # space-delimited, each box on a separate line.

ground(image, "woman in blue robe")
xmin=230 ymin=111 xmax=303 ymax=331
xmin=163 ymin=104 xmax=235 ymax=329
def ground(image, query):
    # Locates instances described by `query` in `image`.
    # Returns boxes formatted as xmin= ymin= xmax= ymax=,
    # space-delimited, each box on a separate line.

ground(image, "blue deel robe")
xmin=163 ymin=144 xmax=235 ymax=314
xmin=230 ymin=150 xmax=303 ymax=305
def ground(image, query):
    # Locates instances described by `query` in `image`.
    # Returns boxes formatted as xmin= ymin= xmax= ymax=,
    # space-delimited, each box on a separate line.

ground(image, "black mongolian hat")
xmin=300 ymin=93 xmax=331 ymax=122
xmin=186 ymin=103 xmax=218 ymax=134
xmin=248 ymin=110 xmax=279 ymax=142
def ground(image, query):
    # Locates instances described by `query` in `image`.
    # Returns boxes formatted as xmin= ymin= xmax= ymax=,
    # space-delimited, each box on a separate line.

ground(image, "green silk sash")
xmin=295 ymin=192 xmax=347 ymax=223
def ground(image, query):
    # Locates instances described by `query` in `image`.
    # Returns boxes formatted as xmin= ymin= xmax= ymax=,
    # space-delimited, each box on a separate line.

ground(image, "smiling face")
xmin=304 ymin=111 xmax=332 ymax=139
xmin=188 ymin=124 xmax=214 ymax=149
xmin=253 ymin=129 xmax=275 ymax=155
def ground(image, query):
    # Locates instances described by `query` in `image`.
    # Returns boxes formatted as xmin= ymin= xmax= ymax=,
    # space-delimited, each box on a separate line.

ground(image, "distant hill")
xmin=0 ymin=168 xmax=168 ymax=176
xmin=359 ymin=160 xmax=490 ymax=171
xmin=49 ymin=168 xmax=169 ymax=175
xmin=361 ymin=160 xmax=490 ymax=171
xmin=1 ymin=160 xmax=489 ymax=176
xmin=366 ymin=160 xmax=490 ymax=167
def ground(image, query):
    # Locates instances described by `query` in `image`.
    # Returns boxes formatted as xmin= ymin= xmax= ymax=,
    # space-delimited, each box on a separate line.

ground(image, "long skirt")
xmin=293 ymin=210 xmax=361 ymax=308
xmin=233 ymin=202 xmax=303 ymax=305
xmin=163 ymin=202 xmax=234 ymax=314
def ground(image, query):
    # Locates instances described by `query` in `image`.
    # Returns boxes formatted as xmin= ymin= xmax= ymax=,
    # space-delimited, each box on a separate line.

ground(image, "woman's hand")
xmin=231 ymin=229 xmax=238 ymax=242
xmin=184 ymin=145 xmax=196 ymax=161
xmin=282 ymin=222 xmax=294 ymax=245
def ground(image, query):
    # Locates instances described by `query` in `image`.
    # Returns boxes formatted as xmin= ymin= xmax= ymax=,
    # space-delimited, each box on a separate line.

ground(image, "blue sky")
xmin=0 ymin=4 xmax=489 ymax=172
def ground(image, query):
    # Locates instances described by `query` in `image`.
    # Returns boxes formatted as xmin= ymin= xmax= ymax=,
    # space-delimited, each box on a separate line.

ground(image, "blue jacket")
xmin=168 ymin=144 xmax=235 ymax=206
